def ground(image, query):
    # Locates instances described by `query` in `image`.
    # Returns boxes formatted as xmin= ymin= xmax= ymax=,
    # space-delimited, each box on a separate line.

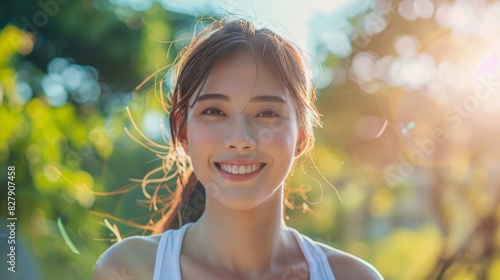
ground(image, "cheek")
xmin=260 ymin=125 xmax=299 ymax=171
xmin=257 ymin=126 xmax=297 ymax=153
xmin=185 ymin=119 xmax=228 ymax=166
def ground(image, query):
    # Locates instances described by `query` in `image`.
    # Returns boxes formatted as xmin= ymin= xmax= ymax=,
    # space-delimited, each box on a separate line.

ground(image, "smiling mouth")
xmin=214 ymin=162 xmax=266 ymax=175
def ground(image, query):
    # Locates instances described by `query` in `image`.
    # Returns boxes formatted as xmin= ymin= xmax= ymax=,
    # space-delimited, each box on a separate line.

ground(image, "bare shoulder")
xmin=93 ymin=234 xmax=162 ymax=280
xmin=317 ymin=242 xmax=384 ymax=280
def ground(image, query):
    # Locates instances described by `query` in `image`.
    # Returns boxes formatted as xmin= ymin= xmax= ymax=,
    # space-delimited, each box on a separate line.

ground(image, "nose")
xmin=224 ymin=114 xmax=257 ymax=151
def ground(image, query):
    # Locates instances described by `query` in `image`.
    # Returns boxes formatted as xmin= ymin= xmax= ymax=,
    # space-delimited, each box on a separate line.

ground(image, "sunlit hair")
xmin=130 ymin=18 xmax=323 ymax=235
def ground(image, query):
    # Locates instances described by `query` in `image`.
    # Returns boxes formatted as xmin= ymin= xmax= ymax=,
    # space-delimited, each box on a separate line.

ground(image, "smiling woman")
xmin=93 ymin=18 xmax=383 ymax=280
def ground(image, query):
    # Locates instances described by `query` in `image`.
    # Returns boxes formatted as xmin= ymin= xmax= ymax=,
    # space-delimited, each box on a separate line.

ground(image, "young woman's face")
xmin=181 ymin=52 xmax=305 ymax=210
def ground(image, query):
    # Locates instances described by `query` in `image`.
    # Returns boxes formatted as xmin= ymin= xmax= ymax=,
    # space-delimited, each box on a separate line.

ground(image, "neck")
xmin=184 ymin=185 xmax=295 ymax=279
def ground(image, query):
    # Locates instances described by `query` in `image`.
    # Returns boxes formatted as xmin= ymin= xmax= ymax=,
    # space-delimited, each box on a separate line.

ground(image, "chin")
xmin=208 ymin=187 xmax=281 ymax=211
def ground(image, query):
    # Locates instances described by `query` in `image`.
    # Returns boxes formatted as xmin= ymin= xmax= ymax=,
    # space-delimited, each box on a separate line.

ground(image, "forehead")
xmin=195 ymin=52 xmax=291 ymax=102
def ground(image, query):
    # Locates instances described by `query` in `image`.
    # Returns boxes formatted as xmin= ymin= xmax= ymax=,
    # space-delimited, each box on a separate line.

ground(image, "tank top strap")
xmin=153 ymin=224 xmax=334 ymax=280
xmin=152 ymin=222 xmax=193 ymax=280
xmin=288 ymin=227 xmax=336 ymax=280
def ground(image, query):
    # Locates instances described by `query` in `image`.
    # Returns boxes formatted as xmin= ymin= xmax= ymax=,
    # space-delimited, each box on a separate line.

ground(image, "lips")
xmin=214 ymin=162 xmax=266 ymax=182
xmin=215 ymin=162 xmax=265 ymax=175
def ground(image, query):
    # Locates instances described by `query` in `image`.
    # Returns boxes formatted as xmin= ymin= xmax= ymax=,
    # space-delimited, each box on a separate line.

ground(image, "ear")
xmin=294 ymin=130 xmax=307 ymax=158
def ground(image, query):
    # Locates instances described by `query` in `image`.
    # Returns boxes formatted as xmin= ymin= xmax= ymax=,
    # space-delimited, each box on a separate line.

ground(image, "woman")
xmin=93 ymin=18 xmax=383 ymax=280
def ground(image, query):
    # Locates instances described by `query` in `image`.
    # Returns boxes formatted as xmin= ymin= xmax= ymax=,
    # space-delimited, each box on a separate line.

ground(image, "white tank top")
xmin=152 ymin=222 xmax=336 ymax=280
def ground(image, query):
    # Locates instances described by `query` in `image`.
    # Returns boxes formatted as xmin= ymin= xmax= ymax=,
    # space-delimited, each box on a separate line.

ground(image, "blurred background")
xmin=1 ymin=0 xmax=500 ymax=279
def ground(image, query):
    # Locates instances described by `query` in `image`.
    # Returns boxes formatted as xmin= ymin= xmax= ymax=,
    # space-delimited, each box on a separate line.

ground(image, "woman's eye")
xmin=257 ymin=111 xmax=280 ymax=118
xmin=202 ymin=108 xmax=225 ymax=116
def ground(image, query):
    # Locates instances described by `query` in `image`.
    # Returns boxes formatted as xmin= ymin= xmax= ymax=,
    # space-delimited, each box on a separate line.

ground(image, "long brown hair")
xmin=144 ymin=18 xmax=322 ymax=234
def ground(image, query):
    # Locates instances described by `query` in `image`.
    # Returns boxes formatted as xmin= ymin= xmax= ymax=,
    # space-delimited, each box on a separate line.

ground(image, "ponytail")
xmin=152 ymin=170 xmax=205 ymax=234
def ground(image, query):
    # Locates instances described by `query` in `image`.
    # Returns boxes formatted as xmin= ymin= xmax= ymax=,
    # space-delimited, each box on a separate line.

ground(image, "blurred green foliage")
xmin=1 ymin=0 xmax=500 ymax=279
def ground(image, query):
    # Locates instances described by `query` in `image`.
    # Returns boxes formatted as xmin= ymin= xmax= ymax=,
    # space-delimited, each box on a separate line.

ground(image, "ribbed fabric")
xmin=152 ymin=222 xmax=335 ymax=280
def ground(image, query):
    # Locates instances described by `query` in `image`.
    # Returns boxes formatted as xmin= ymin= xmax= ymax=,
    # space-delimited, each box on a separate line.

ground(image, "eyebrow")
xmin=196 ymin=93 xmax=287 ymax=104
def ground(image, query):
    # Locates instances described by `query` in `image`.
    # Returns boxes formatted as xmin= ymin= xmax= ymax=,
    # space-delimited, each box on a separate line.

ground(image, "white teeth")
xmin=218 ymin=163 xmax=263 ymax=175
